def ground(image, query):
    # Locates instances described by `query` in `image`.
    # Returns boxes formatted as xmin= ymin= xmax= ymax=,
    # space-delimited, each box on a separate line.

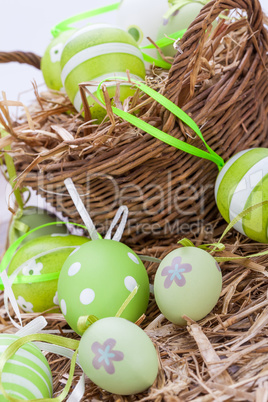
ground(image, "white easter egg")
xmin=116 ymin=0 xmax=169 ymax=62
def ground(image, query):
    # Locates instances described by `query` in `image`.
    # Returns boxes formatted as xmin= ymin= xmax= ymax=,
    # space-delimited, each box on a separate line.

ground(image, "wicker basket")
xmin=1 ymin=0 xmax=267 ymax=245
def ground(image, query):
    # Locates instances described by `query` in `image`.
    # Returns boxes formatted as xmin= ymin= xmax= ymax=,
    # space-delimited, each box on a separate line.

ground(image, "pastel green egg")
xmin=57 ymin=239 xmax=149 ymax=335
xmin=154 ymin=247 xmax=222 ymax=325
xmin=8 ymin=234 xmax=89 ymax=313
xmin=79 ymin=317 xmax=158 ymax=395
xmin=157 ymin=1 xmax=204 ymax=57
xmin=215 ymin=148 xmax=268 ymax=243
xmin=8 ymin=206 xmax=68 ymax=246
xmin=41 ymin=29 xmax=75 ymax=90
xmin=60 ymin=24 xmax=146 ymax=121
xmin=0 ymin=334 xmax=53 ymax=400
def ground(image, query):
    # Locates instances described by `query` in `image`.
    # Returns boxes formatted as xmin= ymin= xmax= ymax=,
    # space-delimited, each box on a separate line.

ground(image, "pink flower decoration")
xmin=216 ymin=262 xmax=221 ymax=272
xmin=161 ymin=256 xmax=192 ymax=289
xmin=92 ymin=338 xmax=124 ymax=375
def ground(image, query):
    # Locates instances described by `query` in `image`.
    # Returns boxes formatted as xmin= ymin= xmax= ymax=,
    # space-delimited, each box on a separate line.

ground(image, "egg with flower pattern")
xmin=79 ymin=317 xmax=158 ymax=395
xmin=41 ymin=29 xmax=75 ymax=90
xmin=154 ymin=247 xmax=222 ymax=325
xmin=8 ymin=234 xmax=89 ymax=313
xmin=57 ymin=239 xmax=149 ymax=335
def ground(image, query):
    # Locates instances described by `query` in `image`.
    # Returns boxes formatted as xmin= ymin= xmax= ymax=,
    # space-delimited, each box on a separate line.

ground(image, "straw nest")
xmin=0 ymin=228 xmax=268 ymax=401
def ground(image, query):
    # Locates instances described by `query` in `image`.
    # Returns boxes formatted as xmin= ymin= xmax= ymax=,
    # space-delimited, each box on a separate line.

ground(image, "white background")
xmin=0 ymin=0 xmax=267 ymax=253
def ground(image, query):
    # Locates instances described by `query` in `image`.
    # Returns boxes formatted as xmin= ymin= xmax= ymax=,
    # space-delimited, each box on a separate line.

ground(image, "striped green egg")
xmin=60 ymin=24 xmax=146 ymax=121
xmin=0 ymin=334 xmax=52 ymax=400
xmin=215 ymin=148 xmax=268 ymax=243
xmin=41 ymin=29 xmax=75 ymax=91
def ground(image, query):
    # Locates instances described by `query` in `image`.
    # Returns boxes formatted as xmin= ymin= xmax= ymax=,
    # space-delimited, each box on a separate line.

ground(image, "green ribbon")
xmin=77 ymin=286 xmax=139 ymax=334
xmin=77 ymin=315 xmax=99 ymax=334
xmin=51 ymin=2 xmax=121 ymax=37
xmin=0 ymin=221 xmax=101 ymax=289
xmin=12 ymin=219 xmax=30 ymax=234
xmin=179 ymin=200 xmax=268 ymax=261
xmin=0 ymin=126 xmax=24 ymax=210
xmin=140 ymin=29 xmax=186 ymax=68
xmin=115 ymin=285 xmax=139 ymax=317
xmin=0 ymin=334 xmax=79 ymax=402
xmin=140 ymin=29 xmax=186 ymax=51
xmin=96 ymin=77 xmax=225 ymax=170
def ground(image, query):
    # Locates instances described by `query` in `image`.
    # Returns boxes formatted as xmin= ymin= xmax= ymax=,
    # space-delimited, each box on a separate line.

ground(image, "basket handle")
xmin=0 ymin=51 xmax=41 ymax=69
xmin=164 ymin=0 xmax=267 ymax=128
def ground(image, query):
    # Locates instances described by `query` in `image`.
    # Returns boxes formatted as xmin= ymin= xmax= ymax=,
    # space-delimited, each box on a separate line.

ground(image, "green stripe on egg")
xmin=0 ymin=335 xmax=53 ymax=400
xmin=215 ymin=148 xmax=268 ymax=243
xmin=60 ymin=24 xmax=146 ymax=121
xmin=242 ymin=173 xmax=268 ymax=242
xmin=61 ymin=24 xmax=141 ymax=65
xmin=1 ymin=381 xmax=37 ymax=400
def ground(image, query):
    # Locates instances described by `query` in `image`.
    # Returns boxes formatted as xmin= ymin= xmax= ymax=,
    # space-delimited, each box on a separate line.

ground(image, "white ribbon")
xmin=64 ymin=178 xmax=99 ymax=241
xmin=1 ymin=270 xmax=22 ymax=329
xmin=34 ymin=342 xmax=85 ymax=402
xmin=105 ymin=205 xmax=128 ymax=242
xmin=16 ymin=316 xmax=48 ymax=336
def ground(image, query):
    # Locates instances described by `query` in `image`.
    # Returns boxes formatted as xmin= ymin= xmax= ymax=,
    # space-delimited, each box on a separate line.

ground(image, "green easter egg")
xmin=60 ymin=24 xmax=146 ymax=122
xmin=154 ymin=247 xmax=222 ymax=325
xmin=215 ymin=148 xmax=268 ymax=243
xmin=9 ymin=206 xmax=68 ymax=246
xmin=41 ymin=29 xmax=75 ymax=90
xmin=8 ymin=234 xmax=89 ymax=313
xmin=57 ymin=239 xmax=149 ymax=335
xmin=79 ymin=317 xmax=158 ymax=395
xmin=0 ymin=334 xmax=52 ymax=400
xmin=157 ymin=2 xmax=204 ymax=57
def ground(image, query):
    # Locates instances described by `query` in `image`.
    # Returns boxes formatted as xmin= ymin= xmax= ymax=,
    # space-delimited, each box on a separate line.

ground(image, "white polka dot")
xmin=124 ymin=276 xmax=138 ymax=292
xmin=60 ymin=299 xmax=67 ymax=315
xmin=70 ymin=247 xmax=80 ymax=256
xmin=80 ymin=289 xmax=95 ymax=305
xmin=128 ymin=252 xmax=139 ymax=265
xmin=51 ymin=233 xmax=69 ymax=237
xmin=68 ymin=262 xmax=81 ymax=276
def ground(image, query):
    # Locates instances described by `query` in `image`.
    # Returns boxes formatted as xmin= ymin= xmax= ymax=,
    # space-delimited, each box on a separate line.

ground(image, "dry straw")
xmin=0 ymin=0 xmax=268 ymax=399
xmin=0 ymin=233 xmax=268 ymax=401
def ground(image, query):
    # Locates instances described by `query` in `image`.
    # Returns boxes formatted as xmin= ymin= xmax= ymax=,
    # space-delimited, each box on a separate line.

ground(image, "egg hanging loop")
xmin=64 ymin=178 xmax=99 ymax=240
